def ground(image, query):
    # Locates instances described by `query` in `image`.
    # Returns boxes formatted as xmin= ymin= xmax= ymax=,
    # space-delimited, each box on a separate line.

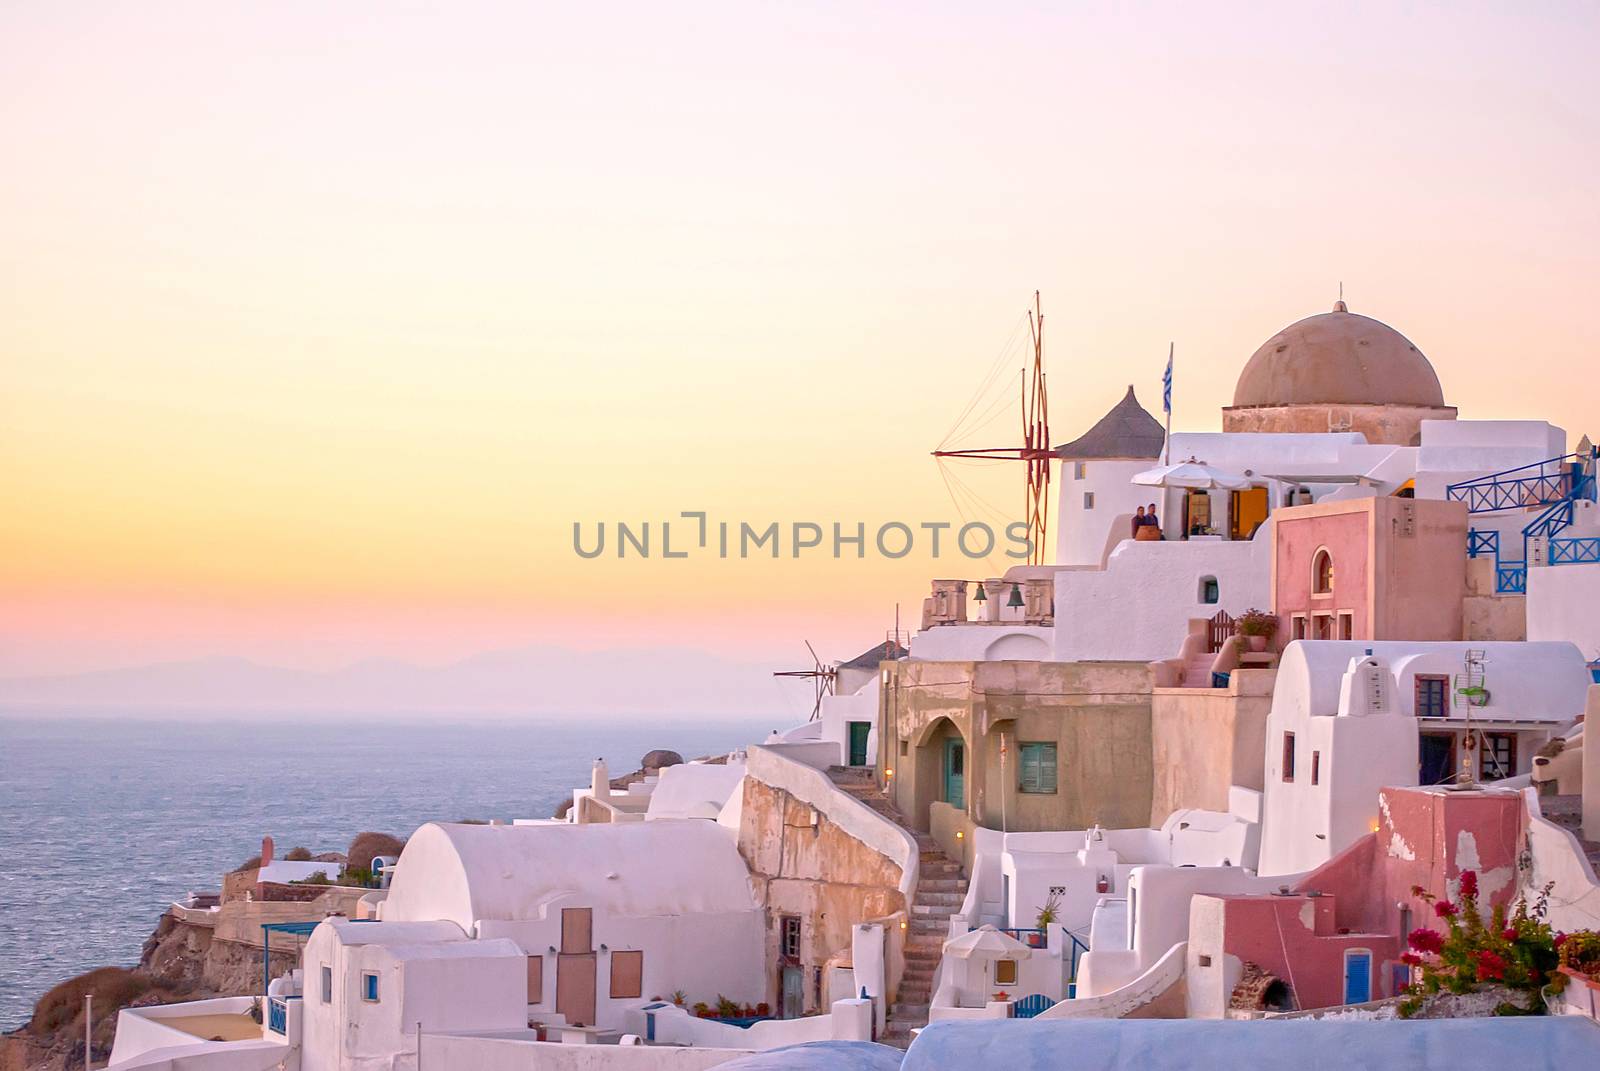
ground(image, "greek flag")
xmin=1162 ymin=347 xmax=1173 ymax=414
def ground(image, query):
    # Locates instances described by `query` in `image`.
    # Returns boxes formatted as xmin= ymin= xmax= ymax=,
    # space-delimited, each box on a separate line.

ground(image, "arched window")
xmin=1312 ymin=548 xmax=1334 ymax=594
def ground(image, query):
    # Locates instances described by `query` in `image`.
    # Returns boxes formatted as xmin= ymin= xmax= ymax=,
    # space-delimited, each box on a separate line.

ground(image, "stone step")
xmin=918 ymin=878 xmax=966 ymax=892
xmin=915 ymin=891 xmax=965 ymax=906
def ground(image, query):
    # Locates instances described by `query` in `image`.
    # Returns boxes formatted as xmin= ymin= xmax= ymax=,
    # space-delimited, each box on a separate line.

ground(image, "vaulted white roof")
xmin=380 ymin=819 xmax=757 ymax=930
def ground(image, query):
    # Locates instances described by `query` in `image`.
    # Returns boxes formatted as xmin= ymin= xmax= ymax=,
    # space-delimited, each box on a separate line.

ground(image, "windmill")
xmin=773 ymin=641 xmax=837 ymax=721
xmin=932 ymin=291 xmax=1052 ymax=565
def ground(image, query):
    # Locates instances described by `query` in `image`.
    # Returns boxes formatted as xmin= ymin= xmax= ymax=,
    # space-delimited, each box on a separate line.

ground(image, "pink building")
xmin=1271 ymin=496 xmax=1468 ymax=645
xmin=1189 ymin=785 xmax=1522 ymax=1014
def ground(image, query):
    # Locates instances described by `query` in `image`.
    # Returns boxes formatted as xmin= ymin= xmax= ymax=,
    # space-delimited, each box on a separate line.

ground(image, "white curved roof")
xmin=1273 ymin=640 xmax=1590 ymax=722
xmin=381 ymin=819 xmax=756 ymax=930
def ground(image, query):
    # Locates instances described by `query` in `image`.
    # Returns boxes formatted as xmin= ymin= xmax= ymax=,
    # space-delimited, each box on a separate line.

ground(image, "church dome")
xmin=1232 ymin=302 xmax=1445 ymax=409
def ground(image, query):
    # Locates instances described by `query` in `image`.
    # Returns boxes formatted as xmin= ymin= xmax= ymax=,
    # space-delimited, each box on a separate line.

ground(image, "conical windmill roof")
xmin=1053 ymin=386 xmax=1165 ymax=460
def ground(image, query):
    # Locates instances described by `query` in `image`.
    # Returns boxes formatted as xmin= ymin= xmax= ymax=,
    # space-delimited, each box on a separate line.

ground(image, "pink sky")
xmin=3 ymin=2 xmax=1598 ymax=681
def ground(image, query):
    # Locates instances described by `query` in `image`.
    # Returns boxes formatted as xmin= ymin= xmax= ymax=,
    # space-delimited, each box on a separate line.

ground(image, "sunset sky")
xmin=3 ymin=3 xmax=1598 ymax=689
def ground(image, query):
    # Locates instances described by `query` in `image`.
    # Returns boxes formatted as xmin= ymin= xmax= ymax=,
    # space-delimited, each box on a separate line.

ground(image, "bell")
xmin=1008 ymin=583 xmax=1025 ymax=608
xmin=972 ymin=582 xmax=987 ymax=603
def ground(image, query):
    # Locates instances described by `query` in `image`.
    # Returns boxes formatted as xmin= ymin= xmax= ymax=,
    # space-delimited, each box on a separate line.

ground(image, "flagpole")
xmin=1162 ymin=342 xmax=1173 ymax=466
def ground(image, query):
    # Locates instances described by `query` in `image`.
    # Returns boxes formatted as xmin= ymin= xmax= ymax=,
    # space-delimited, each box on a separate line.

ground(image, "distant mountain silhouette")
xmin=0 ymin=646 xmax=803 ymax=719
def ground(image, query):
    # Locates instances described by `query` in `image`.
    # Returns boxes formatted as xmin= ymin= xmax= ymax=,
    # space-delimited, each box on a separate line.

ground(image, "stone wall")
xmin=736 ymin=775 xmax=908 ymax=1014
xmin=886 ymin=659 xmax=1153 ymax=833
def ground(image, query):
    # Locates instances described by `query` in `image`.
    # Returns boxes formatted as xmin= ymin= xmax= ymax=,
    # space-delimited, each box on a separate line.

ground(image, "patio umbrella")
xmin=1131 ymin=459 xmax=1252 ymax=491
xmin=943 ymin=924 xmax=1034 ymax=960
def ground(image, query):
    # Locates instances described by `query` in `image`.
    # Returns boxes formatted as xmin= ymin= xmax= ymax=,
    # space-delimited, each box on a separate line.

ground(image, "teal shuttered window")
xmin=1018 ymin=742 xmax=1058 ymax=794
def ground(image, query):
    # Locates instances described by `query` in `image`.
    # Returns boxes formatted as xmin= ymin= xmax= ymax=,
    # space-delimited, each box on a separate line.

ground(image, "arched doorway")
xmin=912 ymin=717 xmax=969 ymax=832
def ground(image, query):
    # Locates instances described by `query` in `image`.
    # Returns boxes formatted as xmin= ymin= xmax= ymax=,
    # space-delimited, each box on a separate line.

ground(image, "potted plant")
xmin=1033 ymin=890 xmax=1061 ymax=946
xmin=1235 ymin=608 xmax=1277 ymax=652
xmin=670 ymin=990 xmax=687 ymax=1007
xmin=992 ymin=990 xmax=1010 ymax=1003
xmin=755 ymin=1002 xmax=770 ymax=1017
xmin=1397 ymin=873 xmax=1576 ymax=1017
xmin=692 ymin=1001 xmax=712 ymax=1018
xmin=1559 ymin=932 xmax=1600 ymax=991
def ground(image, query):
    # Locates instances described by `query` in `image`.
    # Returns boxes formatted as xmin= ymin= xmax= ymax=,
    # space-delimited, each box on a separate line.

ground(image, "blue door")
xmin=1343 ymin=950 xmax=1372 ymax=1004
xmin=943 ymin=738 xmax=965 ymax=809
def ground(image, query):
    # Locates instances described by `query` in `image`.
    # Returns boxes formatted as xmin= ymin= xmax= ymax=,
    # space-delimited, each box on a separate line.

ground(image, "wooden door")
xmin=780 ymin=966 xmax=804 ymax=1019
xmin=556 ymin=953 xmax=597 ymax=1026
xmin=561 ymin=908 xmax=592 ymax=954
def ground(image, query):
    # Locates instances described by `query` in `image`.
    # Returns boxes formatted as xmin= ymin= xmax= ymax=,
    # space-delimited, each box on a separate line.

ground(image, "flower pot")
xmin=1248 ymin=635 xmax=1267 ymax=652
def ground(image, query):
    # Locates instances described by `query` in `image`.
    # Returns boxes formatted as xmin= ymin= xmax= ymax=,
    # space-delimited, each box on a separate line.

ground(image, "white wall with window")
xmin=300 ymin=919 xmax=527 ymax=1071
xmin=1257 ymin=641 xmax=1588 ymax=876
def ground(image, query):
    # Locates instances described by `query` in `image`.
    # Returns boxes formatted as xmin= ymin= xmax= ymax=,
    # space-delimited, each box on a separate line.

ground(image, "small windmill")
xmin=773 ymin=642 xmax=837 ymax=721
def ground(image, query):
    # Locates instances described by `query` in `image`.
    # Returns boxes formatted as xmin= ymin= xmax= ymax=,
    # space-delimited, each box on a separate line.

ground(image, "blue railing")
xmin=1451 ymin=455 xmax=1595 ymax=593
xmin=267 ymin=997 xmax=288 ymax=1035
xmin=1011 ymin=993 xmax=1056 ymax=1018
xmin=1551 ymin=537 xmax=1600 ymax=565
xmin=1002 ymin=927 xmax=1049 ymax=949
xmin=1496 ymin=563 xmax=1528 ymax=594
xmin=1446 ymin=453 xmax=1586 ymax=514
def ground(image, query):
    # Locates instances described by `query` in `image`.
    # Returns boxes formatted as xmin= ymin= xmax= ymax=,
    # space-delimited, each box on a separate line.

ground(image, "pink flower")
xmin=1409 ymin=928 xmax=1444 ymax=954
xmin=1502 ymin=927 xmax=1518 ymax=942
xmin=1458 ymin=871 xmax=1479 ymax=900
xmin=1400 ymin=952 xmax=1423 ymax=967
xmin=1475 ymin=950 xmax=1507 ymax=981
xmin=1434 ymin=900 xmax=1459 ymax=919
xmin=1555 ymin=932 xmax=1569 ymax=948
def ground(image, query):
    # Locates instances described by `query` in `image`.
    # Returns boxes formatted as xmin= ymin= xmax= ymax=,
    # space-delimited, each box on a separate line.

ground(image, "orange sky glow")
xmin=3 ymin=2 xmax=1597 ymax=681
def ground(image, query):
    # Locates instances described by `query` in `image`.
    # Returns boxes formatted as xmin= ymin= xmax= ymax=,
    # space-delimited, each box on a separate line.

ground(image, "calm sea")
xmin=0 ymin=714 xmax=771 ymax=1029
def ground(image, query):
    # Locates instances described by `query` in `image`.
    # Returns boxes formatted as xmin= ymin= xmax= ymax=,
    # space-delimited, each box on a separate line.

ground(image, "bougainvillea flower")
xmin=1475 ymin=950 xmax=1507 ymax=981
xmin=1458 ymin=871 xmax=1479 ymax=899
xmin=1434 ymin=900 xmax=1459 ymax=918
xmin=1409 ymin=928 xmax=1444 ymax=954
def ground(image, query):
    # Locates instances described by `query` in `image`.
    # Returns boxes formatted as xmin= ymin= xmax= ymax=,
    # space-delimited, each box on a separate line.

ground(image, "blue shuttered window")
xmin=362 ymin=973 xmax=379 ymax=1002
xmin=1018 ymin=743 xmax=1057 ymax=794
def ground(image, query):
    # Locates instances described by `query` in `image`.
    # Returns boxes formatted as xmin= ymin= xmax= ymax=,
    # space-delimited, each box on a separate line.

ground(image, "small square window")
xmin=781 ymin=915 xmax=803 ymax=960
xmin=1073 ymin=461 xmax=1087 ymax=480
xmin=995 ymin=959 xmax=1018 ymax=986
xmin=1018 ymin=742 xmax=1058 ymax=794
xmin=362 ymin=973 xmax=379 ymax=1003
xmin=899 ymin=739 xmax=908 ymax=756
xmin=1415 ymin=676 xmax=1449 ymax=718
xmin=320 ymin=965 xmax=332 ymax=1003
xmin=1083 ymin=492 xmax=1095 ymax=510
xmin=1311 ymin=751 xmax=1321 ymax=786
xmin=1282 ymin=732 xmax=1296 ymax=783
xmin=609 ymin=950 xmax=643 ymax=999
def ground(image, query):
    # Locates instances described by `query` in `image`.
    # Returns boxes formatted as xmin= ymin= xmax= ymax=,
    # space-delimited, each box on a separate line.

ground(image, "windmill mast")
xmin=931 ymin=291 xmax=1053 ymax=566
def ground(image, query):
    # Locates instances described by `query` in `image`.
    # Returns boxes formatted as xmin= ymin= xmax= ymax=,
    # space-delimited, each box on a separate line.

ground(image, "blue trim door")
xmin=1343 ymin=950 xmax=1372 ymax=1004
